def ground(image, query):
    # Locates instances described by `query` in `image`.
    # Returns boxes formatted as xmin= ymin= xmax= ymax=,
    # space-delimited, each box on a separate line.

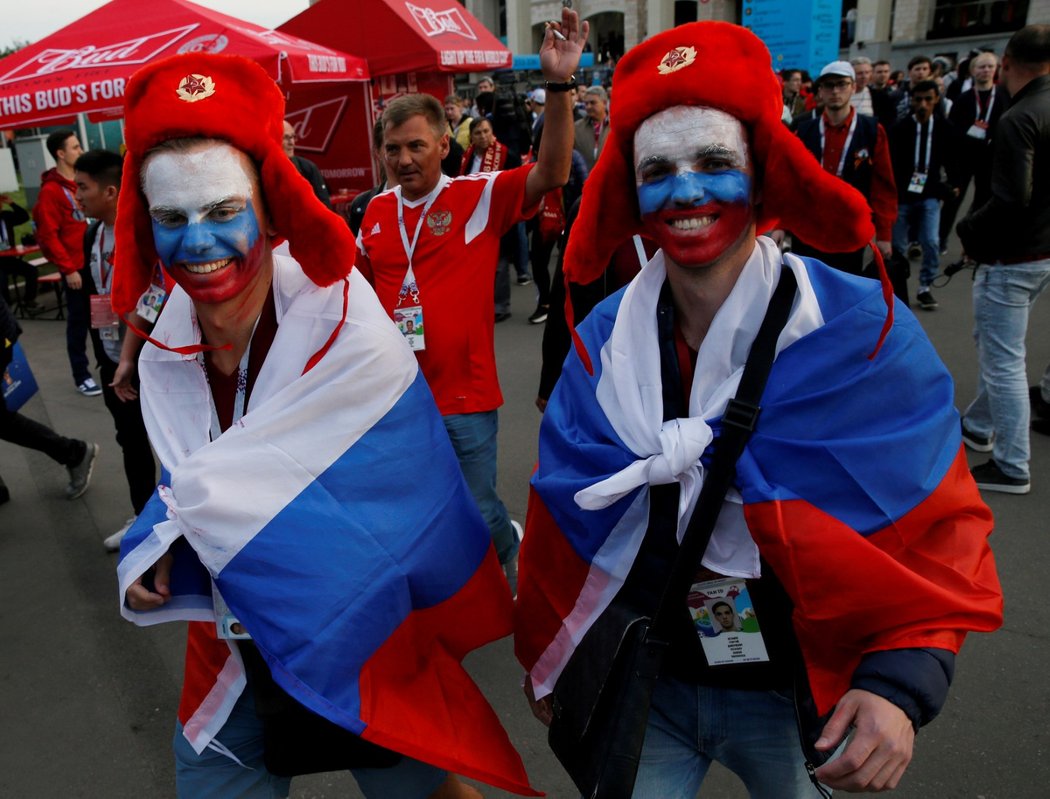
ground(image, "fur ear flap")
xmin=112 ymin=150 xmax=160 ymax=316
xmin=259 ymin=151 xmax=356 ymax=288
xmin=563 ymin=126 xmax=644 ymax=286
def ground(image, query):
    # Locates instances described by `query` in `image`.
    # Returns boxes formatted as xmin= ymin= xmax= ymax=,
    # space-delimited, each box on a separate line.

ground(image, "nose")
xmin=670 ymin=171 xmax=705 ymax=207
xmin=181 ymin=222 xmax=216 ymax=254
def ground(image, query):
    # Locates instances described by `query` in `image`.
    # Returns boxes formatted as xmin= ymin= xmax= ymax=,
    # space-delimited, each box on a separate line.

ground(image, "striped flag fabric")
xmin=516 ymin=246 xmax=1003 ymax=715
xmin=118 ymin=259 xmax=536 ymax=795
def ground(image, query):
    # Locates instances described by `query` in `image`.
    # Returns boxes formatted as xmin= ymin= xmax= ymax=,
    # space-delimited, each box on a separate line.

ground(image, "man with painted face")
xmin=514 ymin=22 xmax=1002 ymax=798
xmin=112 ymin=54 xmax=536 ymax=799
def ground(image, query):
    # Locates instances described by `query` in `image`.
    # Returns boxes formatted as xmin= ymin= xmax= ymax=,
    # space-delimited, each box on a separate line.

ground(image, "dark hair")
xmin=474 ymin=90 xmax=494 ymax=117
xmin=371 ymin=118 xmax=385 ymax=151
xmin=1006 ymin=24 xmax=1050 ymax=67
xmin=712 ymin=601 xmax=733 ymax=613
xmin=73 ymin=149 xmax=123 ymax=188
xmin=873 ymin=60 xmax=891 ymax=68
xmin=45 ymin=130 xmax=76 ymax=159
xmin=912 ymin=79 xmax=940 ymax=96
xmin=468 ymin=116 xmax=491 ymax=135
xmin=907 ymin=55 xmax=933 ymax=70
xmin=781 ymin=68 xmax=802 ymax=81
xmin=382 ymin=94 xmax=446 ymax=139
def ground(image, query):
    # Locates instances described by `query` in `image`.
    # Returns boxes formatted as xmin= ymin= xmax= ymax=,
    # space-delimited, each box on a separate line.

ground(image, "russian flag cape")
xmin=515 ymin=239 xmax=1003 ymax=715
xmin=118 ymin=256 xmax=535 ymax=795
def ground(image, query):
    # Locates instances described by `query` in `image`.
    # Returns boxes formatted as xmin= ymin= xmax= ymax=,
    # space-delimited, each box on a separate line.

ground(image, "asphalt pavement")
xmin=2 ymin=243 xmax=1049 ymax=798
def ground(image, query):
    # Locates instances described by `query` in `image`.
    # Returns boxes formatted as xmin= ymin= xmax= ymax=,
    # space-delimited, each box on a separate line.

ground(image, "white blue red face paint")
xmin=143 ymin=143 xmax=269 ymax=305
xmin=634 ymin=106 xmax=755 ymax=268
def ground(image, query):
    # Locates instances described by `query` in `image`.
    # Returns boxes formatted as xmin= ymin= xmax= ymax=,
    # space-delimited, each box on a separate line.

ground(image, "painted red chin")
xmin=169 ymin=243 xmax=266 ymax=305
xmin=641 ymin=202 xmax=753 ymax=267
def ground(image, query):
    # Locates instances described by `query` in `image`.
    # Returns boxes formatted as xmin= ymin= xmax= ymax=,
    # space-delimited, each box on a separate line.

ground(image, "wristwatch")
xmin=545 ymin=75 xmax=578 ymax=93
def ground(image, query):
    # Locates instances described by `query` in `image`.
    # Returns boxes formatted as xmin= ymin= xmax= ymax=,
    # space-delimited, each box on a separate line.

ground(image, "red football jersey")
xmin=356 ymin=165 xmax=538 ymax=415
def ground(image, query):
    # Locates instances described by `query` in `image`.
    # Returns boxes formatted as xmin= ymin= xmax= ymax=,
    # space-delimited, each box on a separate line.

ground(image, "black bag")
xmin=547 ymin=268 xmax=799 ymax=799
xmin=240 ymin=641 xmax=401 ymax=778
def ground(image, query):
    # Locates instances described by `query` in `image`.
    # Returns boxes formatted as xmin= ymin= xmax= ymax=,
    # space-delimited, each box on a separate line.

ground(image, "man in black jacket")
xmin=958 ymin=25 xmax=1050 ymax=495
xmin=941 ymin=51 xmax=1008 ymax=250
xmin=888 ymin=79 xmax=961 ymax=308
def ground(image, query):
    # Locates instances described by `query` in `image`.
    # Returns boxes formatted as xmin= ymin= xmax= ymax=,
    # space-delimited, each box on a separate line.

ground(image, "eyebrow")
xmin=637 ymin=144 xmax=741 ymax=169
xmin=149 ymin=195 xmax=247 ymax=216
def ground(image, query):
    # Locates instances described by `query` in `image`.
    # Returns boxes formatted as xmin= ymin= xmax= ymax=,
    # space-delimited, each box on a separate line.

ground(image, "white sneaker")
xmin=104 ymin=516 xmax=137 ymax=553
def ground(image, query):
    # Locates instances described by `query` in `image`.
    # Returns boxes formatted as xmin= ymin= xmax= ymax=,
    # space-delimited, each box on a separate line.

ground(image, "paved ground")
xmin=2 ymin=244 xmax=1049 ymax=798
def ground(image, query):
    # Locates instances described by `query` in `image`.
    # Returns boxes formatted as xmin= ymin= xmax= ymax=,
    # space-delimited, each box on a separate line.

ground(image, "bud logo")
xmin=285 ymin=96 xmax=348 ymax=154
xmin=177 ymin=34 xmax=229 ymax=55
xmin=406 ymin=3 xmax=477 ymax=40
xmin=0 ymin=25 xmax=198 ymax=85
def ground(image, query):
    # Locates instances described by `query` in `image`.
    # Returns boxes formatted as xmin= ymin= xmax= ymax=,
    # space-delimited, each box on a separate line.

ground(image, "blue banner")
xmin=744 ymin=0 xmax=842 ymax=76
xmin=511 ymin=53 xmax=595 ymax=71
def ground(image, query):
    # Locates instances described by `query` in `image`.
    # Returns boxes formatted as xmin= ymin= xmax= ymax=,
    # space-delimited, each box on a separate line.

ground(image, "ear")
xmin=438 ymin=132 xmax=450 ymax=160
xmin=105 ymin=184 xmax=119 ymax=203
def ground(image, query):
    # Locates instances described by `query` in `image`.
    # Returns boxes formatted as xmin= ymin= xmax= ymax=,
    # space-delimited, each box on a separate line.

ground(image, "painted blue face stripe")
xmin=152 ymin=200 xmax=261 ymax=268
xmin=636 ymin=170 xmax=751 ymax=216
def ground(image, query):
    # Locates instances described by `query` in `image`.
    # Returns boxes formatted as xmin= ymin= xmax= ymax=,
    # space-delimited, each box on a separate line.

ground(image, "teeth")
xmin=183 ymin=259 xmax=232 ymax=274
xmin=671 ymin=216 xmax=714 ymax=231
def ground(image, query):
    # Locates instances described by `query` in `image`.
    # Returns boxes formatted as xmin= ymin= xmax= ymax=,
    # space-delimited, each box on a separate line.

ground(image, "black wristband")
xmin=545 ymin=75 xmax=578 ymax=93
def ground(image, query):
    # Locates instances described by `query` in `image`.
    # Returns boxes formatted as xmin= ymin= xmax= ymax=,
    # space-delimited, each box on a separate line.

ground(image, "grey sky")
xmin=5 ymin=0 xmax=310 ymax=50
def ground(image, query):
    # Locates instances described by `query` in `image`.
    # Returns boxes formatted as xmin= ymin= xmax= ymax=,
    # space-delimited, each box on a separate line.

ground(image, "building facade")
xmin=464 ymin=0 xmax=1048 ymax=71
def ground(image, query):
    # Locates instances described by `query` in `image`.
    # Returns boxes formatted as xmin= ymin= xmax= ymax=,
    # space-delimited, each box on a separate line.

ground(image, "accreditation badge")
xmin=135 ymin=283 xmax=167 ymax=324
xmin=687 ymin=576 xmax=770 ymax=666
xmin=394 ymin=304 xmax=426 ymax=351
xmin=966 ymin=122 xmax=988 ymax=140
xmin=907 ymin=171 xmax=928 ymax=194
xmin=90 ymin=293 xmax=120 ymax=339
xmin=212 ymin=581 xmax=252 ymax=640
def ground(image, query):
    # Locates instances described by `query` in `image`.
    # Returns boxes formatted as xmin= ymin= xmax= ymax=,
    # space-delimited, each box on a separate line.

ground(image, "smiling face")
xmin=383 ymin=114 xmax=449 ymax=201
xmin=143 ymin=141 xmax=270 ymax=306
xmin=634 ymin=106 xmax=755 ymax=269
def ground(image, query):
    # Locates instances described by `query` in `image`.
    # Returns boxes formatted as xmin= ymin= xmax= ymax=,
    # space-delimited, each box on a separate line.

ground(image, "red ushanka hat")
xmin=112 ymin=53 xmax=355 ymax=316
xmin=565 ymin=22 xmax=892 ymax=352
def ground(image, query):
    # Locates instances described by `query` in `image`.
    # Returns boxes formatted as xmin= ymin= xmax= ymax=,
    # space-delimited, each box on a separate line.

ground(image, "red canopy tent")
xmin=0 ymin=0 xmax=370 ymax=129
xmin=0 ymin=0 xmax=381 ymax=197
xmin=279 ymin=0 xmax=512 ymax=77
xmin=280 ymin=0 xmax=512 ymax=119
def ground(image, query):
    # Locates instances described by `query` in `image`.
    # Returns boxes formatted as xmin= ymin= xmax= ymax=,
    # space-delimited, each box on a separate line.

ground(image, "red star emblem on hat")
xmin=176 ymin=73 xmax=216 ymax=103
xmin=657 ymin=46 xmax=698 ymax=75
xmin=181 ymin=74 xmax=206 ymax=95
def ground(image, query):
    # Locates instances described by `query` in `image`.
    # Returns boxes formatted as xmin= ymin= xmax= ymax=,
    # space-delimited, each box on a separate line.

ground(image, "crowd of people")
xmin=4 ymin=10 xmax=1049 ymax=799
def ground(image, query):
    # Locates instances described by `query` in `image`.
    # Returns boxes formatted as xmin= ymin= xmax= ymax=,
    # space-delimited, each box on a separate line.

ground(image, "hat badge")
xmin=658 ymin=46 xmax=697 ymax=75
xmin=176 ymin=73 xmax=216 ymax=103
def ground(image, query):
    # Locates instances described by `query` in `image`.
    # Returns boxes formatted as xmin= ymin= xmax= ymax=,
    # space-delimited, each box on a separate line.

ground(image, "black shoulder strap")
xmin=649 ymin=265 xmax=798 ymax=641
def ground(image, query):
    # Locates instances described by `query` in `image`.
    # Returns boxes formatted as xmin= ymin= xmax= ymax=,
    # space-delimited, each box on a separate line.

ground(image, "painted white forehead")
xmin=143 ymin=141 xmax=254 ymax=207
xmin=634 ymin=106 xmax=748 ymax=168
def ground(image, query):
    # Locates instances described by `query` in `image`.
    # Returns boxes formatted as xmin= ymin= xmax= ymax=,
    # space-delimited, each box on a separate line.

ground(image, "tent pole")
xmin=77 ymin=113 xmax=89 ymax=151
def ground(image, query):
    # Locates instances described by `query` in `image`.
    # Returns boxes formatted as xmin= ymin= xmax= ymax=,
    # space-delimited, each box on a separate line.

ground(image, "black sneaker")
xmin=528 ymin=305 xmax=548 ymax=325
xmin=516 ymin=275 xmax=533 ymax=286
xmin=961 ymin=421 xmax=993 ymax=452
xmin=971 ymin=460 xmax=1030 ymax=495
xmin=917 ymin=289 xmax=938 ymax=310
xmin=495 ymin=311 xmax=511 ymax=323
xmin=907 ymin=242 xmax=922 ymax=260
xmin=1030 ymin=386 xmax=1050 ymax=420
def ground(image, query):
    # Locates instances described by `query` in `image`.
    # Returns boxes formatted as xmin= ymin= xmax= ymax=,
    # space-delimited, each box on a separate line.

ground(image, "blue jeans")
xmin=631 ymin=679 xmax=821 ymax=799
xmin=963 ymin=260 xmax=1050 ymax=480
xmin=892 ymin=197 xmax=941 ymax=289
xmin=443 ymin=411 xmax=518 ymax=564
xmin=173 ymin=689 xmax=446 ymax=799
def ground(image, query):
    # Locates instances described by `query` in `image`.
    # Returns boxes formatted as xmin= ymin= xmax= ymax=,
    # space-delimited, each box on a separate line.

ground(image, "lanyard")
xmin=975 ymin=88 xmax=996 ymax=122
xmin=62 ymin=187 xmax=86 ymax=222
xmin=395 ymin=175 xmax=449 ymax=307
xmin=199 ymin=317 xmax=260 ymax=442
xmin=819 ymin=111 xmax=859 ymax=177
xmin=913 ymin=115 xmax=934 ymax=173
xmin=96 ymin=226 xmax=113 ymax=292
